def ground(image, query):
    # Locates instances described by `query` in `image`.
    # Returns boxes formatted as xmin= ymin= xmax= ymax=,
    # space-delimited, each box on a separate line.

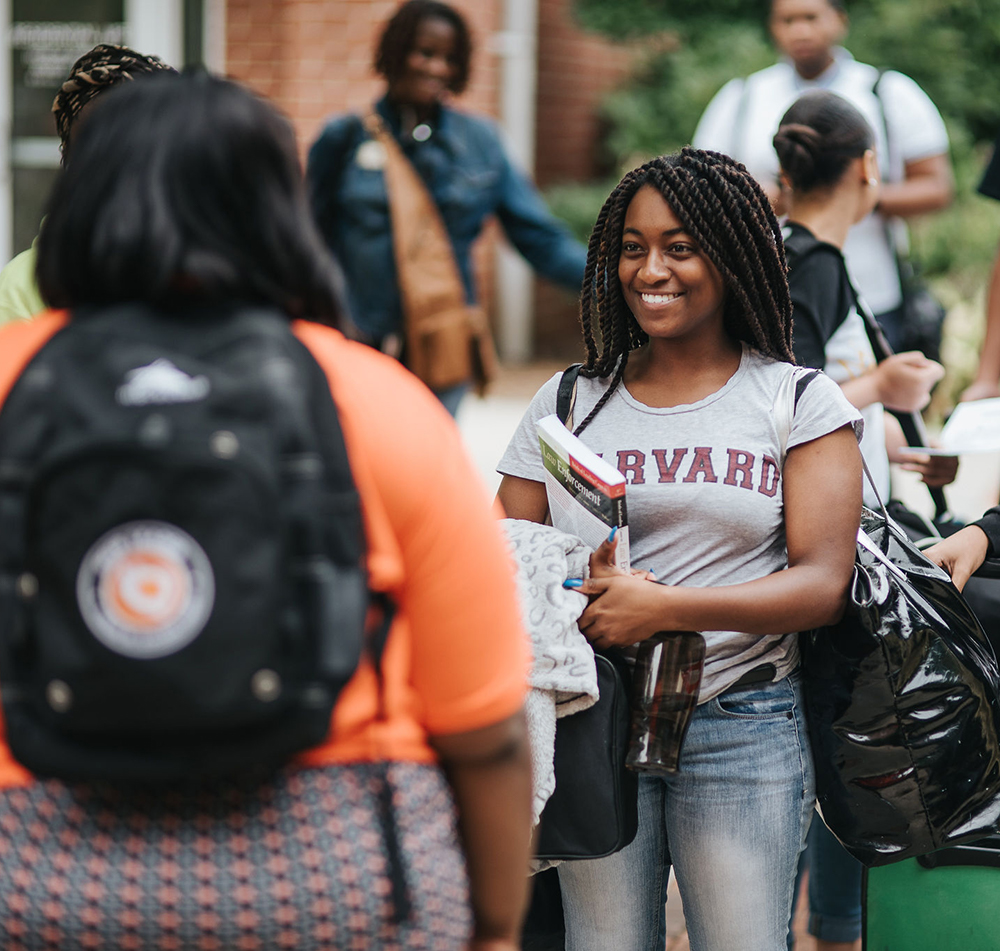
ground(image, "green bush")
xmin=599 ymin=24 xmax=773 ymax=163
xmin=910 ymin=132 xmax=1000 ymax=285
xmin=571 ymin=0 xmax=1000 ymax=144
xmin=543 ymin=179 xmax=615 ymax=245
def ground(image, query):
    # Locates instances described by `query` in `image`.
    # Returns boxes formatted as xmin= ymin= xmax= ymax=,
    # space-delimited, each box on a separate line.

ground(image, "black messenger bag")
xmin=534 ymin=649 xmax=638 ymax=860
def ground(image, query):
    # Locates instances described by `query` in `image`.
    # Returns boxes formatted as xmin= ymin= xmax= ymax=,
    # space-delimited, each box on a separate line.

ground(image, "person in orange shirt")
xmin=0 ymin=70 xmax=530 ymax=950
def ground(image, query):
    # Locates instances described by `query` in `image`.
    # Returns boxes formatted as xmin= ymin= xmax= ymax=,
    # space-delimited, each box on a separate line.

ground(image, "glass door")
xmin=9 ymin=0 xmax=125 ymax=259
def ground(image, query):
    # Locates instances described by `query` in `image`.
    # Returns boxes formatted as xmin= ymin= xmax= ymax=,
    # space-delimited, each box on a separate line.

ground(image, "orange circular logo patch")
xmin=76 ymin=522 xmax=215 ymax=658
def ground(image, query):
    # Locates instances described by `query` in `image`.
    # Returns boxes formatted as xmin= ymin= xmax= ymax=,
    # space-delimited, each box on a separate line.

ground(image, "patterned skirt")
xmin=0 ymin=761 xmax=472 ymax=950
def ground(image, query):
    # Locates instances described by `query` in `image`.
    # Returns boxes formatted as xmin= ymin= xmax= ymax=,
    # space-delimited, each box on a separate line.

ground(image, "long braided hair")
xmin=574 ymin=147 xmax=794 ymax=435
xmin=52 ymin=44 xmax=175 ymax=159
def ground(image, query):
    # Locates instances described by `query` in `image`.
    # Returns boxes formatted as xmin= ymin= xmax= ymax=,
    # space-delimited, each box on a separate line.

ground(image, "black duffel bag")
xmin=801 ymin=479 xmax=1000 ymax=867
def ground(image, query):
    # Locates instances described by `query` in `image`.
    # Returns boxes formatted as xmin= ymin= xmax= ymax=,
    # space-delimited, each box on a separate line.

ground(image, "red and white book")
xmin=536 ymin=413 xmax=629 ymax=571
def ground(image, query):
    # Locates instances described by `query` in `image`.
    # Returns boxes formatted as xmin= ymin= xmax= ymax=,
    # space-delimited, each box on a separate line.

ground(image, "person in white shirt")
xmin=693 ymin=0 xmax=953 ymax=352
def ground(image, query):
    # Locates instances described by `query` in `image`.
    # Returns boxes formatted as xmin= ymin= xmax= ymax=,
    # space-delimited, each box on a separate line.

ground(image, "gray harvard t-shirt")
xmin=498 ymin=346 xmax=862 ymax=703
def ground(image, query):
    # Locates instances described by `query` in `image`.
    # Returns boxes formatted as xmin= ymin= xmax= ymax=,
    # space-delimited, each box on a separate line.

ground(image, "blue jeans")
xmin=435 ymin=382 xmax=468 ymax=418
xmin=788 ymin=812 xmax=863 ymax=946
xmin=557 ymin=672 xmax=814 ymax=951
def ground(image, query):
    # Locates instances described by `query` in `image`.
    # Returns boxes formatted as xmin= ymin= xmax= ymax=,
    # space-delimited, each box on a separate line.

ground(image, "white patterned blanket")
xmin=499 ymin=519 xmax=597 ymax=841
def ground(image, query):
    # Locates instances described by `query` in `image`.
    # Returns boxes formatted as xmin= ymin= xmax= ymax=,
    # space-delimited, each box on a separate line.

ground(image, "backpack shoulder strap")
xmin=776 ymin=366 xmax=821 ymax=461
xmin=871 ymin=68 xmax=890 ymax=141
xmin=292 ymin=321 xmax=406 ymax=590
xmin=870 ymin=69 xmax=902 ymax=190
xmin=784 ymin=225 xmax=889 ymax=363
xmin=794 ymin=369 xmax=820 ymax=412
xmin=556 ymin=363 xmax=582 ymax=427
xmin=776 ymin=366 xmax=886 ymax=519
xmin=871 ymin=68 xmax=888 ymax=105
xmin=782 ymin=223 xmax=827 ymax=264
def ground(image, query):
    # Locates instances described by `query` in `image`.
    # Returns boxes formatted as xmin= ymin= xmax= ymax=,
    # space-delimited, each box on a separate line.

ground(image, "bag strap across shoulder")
xmin=775 ymin=366 xmax=820 ymax=462
xmin=785 ymin=224 xmax=949 ymax=520
xmin=776 ymin=367 xmax=892 ymax=550
xmin=870 ymin=69 xmax=912 ymax=271
xmin=870 ymin=69 xmax=899 ymax=181
xmin=360 ymin=113 xmax=467 ymax=329
xmin=360 ymin=112 xmax=497 ymax=393
xmin=853 ymin=292 xmax=951 ymax=521
xmin=556 ymin=363 xmax=582 ymax=428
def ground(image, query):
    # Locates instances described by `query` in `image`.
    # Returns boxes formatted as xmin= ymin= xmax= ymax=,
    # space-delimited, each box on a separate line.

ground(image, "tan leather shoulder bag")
xmin=362 ymin=113 xmax=497 ymax=394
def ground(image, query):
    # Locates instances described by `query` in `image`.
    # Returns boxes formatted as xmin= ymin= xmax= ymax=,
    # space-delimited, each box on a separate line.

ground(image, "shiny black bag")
xmin=801 ymin=480 xmax=1000 ymax=868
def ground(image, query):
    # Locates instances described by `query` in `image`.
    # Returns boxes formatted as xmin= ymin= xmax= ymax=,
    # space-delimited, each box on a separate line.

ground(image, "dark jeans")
xmin=788 ymin=811 xmax=863 ymax=947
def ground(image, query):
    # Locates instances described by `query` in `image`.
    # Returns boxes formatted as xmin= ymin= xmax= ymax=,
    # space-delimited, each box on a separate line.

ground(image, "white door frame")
xmin=494 ymin=0 xmax=540 ymax=362
xmin=124 ymin=0 xmax=183 ymax=70
xmin=0 ymin=0 xmax=13 ymax=266
xmin=124 ymin=0 xmax=227 ymax=76
xmin=203 ymin=0 xmax=227 ymax=75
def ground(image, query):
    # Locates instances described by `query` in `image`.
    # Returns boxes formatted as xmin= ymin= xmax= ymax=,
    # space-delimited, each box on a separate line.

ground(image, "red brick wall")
xmin=532 ymin=1 xmax=639 ymax=358
xmin=534 ymin=0 xmax=635 ymax=187
xmin=534 ymin=0 xmax=634 ymax=362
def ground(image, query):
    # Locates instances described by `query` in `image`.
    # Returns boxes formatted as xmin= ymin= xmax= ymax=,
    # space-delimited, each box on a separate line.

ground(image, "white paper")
xmin=906 ymin=398 xmax=1000 ymax=455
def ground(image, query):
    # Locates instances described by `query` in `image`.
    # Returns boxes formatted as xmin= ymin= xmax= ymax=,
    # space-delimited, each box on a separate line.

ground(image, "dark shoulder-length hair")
xmin=37 ymin=70 xmax=345 ymax=323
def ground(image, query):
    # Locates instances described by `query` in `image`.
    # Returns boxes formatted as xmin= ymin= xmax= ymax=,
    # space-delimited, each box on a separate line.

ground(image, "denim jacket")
xmin=307 ymin=96 xmax=587 ymax=342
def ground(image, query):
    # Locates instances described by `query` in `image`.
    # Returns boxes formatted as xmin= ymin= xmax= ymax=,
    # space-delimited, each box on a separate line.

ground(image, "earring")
xmin=867 ymin=177 xmax=879 ymax=186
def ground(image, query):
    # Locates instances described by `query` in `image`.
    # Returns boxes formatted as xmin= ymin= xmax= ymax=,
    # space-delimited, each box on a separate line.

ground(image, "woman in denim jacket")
xmin=306 ymin=0 xmax=587 ymax=415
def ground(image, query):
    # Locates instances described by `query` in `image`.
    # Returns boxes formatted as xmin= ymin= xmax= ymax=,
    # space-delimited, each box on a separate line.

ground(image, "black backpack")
xmin=0 ymin=303 xmax=388 ymax=784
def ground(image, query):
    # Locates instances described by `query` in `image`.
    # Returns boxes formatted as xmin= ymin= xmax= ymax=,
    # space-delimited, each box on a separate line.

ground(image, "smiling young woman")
xmin=615 ymin=185 xmax=739 ymax=408
xmin=496 ymin=148 xmax=864 ymax=951
xmin=617 ymin=186 xmax=728 ymax=346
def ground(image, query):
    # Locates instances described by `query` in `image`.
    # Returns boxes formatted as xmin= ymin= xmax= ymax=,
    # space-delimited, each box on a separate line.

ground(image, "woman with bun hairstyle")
xmin=774 ymin=89 xmax=954 ymax=951
xmin=496 ymin=147 xmax=863 ymax=951
xmin=774 ymin=91 xmax=953 ymax=514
